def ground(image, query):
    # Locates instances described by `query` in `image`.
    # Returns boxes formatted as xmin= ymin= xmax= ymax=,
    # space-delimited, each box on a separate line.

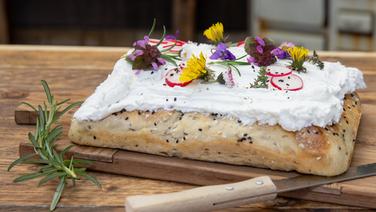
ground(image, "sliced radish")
xmin=266 ymin=65 xmax=292 ymax=77
xmin=165 ymin=68 xmax=191 ymax=87
xmin=149 ymin=39 xmax=186 ymax=53
xmin=270 ymin=74 xmax=303 ymax=91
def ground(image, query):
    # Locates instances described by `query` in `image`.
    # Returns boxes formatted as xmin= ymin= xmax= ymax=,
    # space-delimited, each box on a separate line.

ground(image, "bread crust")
xmin=69 ymin=93 xmax=362 ymax=176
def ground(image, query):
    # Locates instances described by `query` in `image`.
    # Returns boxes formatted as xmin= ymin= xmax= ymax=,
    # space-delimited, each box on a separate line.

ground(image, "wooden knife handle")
xmin=125 ymin=176 xmax=277 ymax=212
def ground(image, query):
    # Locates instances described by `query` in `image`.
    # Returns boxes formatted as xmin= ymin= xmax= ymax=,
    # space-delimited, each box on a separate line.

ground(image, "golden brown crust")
xmin=68 ymin=93 xmax=362 ymax=176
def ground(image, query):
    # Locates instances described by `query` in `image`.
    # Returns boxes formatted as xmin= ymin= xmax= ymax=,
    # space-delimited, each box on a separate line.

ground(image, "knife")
xmin=125 ymin=163 xmax=376 ymax=212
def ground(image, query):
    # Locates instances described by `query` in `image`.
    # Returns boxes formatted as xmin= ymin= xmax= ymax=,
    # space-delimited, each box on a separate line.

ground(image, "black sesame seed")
xmin=243 ymin=133 xmax=248 ymax=136
xmin=237 ymin=120 xmax=242 ymax=124
xmin=112 ymin=112 xmax=117 ymax=116
xmin=198 ymin=128 xmax=202 ymax=131
xmin=174 ymin=97 xmax=177 ymax=101
xmin=93 ymin=136 xmax=96 ymax=140
xmin=286 ymin=83 xmax=290 ymax=86
xmin=163 ymin=83 xmax=167 ymax=86
xmin=346 ymin=120 xmax=349 ymax=124
xmin=138 ymin=111 xmax=141 ymax=115
xmin=184 ymin=132 xmax=188 ymax=136
xmin=151 ymin=111 xmax=155 ymax=115
xmin=125 ymin=117 xmax=129 ymax=120
xmin=176 ymin=139 xmax=179 ymax=143
xmin=154 ymin=122 xmax=157 ymax=126
xmin=170 ymin=73 xmax=174 ymax=77
xmin=135 ymin=144 xmax=139 ymax=147
xmin=278 ymin=79 xmax=284 ymax=82
xmin=166 ymin=139 xmax=169 ymax=143
xmin=166 ymin=98 xmax=169 ymax=102
xmin=183 ymin=137 xmax=186 ymax=140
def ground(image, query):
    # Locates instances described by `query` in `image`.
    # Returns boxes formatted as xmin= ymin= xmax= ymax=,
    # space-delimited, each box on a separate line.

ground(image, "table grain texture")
xmin=0 ymin=45 xmax=375 ymax=211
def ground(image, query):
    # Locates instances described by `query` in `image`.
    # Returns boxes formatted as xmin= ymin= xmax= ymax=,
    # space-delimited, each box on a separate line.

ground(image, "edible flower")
xmin=287 ymin=46 xmax=309 ymax=72
xmin=244 ymin=36 xmax=277 ymax=66
xmin=210 ymin=42 xmax=236 ymax=61
xmin=126 ymin=19 xmax=179 ymax=71
xmin=179 ymin=52 xmax=211 ymax=83
xmin=203 ymin=22 xmax=224 ymax=44
xmin=165 ymin=30 xmax=180 ymax=40
xmin=271 ymin=42 xmax=295 ymax=59
xmin=127 ymin=35 xmax=166 ymax=70
xmin=216 ymin=69 xmax=235 ymax=88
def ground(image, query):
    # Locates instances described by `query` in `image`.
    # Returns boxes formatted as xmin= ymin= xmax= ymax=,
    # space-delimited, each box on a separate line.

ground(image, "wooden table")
xmin=0 ymin=45 xmax=375 ymax=211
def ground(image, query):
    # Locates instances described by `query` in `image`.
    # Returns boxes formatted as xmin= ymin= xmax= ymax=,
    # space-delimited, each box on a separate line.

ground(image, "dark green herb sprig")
xmin=307 ymin=50 xmax=324 ymax=70
xmin=250 ymin=66 xmax=269 ymax=88
xmin=8 ymin=80 xmax=100 ymax=211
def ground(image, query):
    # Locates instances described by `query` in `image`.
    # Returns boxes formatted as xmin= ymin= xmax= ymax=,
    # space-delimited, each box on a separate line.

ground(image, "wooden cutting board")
xmin=15 ymin=92 xmax=376 ymax=209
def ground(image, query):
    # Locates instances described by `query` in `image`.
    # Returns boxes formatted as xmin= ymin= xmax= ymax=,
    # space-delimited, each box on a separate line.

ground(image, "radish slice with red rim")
xmin=165 ymin=67 xmax=191 ymax=87
xmin=270 ymin=74 xmax=303 ymax=91
xmin=266 ymin=65 xmax=292 ymax=77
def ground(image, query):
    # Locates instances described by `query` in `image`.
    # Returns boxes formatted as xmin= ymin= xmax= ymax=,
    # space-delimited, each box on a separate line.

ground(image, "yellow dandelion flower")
xmin=287 ymin=46 xmax=309 ymax=62
xmin=287 ymin=46 xmax=309 ymax=72
xmin=179 ymin=52 xmax=208 ymax=83
xmin=203 ymin=22 xmax=224 ymax=44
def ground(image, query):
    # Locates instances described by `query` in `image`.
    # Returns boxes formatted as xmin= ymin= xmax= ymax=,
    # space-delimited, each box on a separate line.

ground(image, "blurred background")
xmin=0 ymin=0 xmax=375 ymax=51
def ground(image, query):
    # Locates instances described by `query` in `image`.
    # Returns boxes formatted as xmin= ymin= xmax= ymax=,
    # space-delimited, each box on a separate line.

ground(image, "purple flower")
xmin=133 ymin=36 xmax=149 ymax=49
xmin=244 ymin=36 xmax=277 ymax=66
xmin=210 ymin=42 xmax=236 ymax=61
xmin=270 ymin=42 xmax=295 ymax=59
xmin=255 ymin=36 xmax=265 ymax=46
xmin=256 ymin=45 xmax=264 ymax=54
xmin=127 ymin=35 xmax=166 ymax=70
xmin=165 ymin=30 xmax=180 ymax=40
xmin=280 ymin=42 xmax=295 ymax=49
xmin=271 ymin=47 xmax=287 ymax=59
xmin=223 ymin=69 xmax=235 ymax=88
xmin=247 ymin=56 xmax=257 ymax=64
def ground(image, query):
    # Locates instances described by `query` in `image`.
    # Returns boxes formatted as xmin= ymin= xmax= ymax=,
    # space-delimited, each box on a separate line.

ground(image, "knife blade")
xmin=125 ymin=163 xmax=376 ymax=212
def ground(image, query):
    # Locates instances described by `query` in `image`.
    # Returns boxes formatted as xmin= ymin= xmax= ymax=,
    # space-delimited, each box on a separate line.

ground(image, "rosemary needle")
xmin=8 ymin=80 xmax=101 ymax=211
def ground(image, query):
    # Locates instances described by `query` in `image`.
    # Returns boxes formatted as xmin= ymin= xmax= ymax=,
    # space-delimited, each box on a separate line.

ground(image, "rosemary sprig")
xmin=8 ymin=80 xmax=101 ymax=211
xmin=250 ymin=66 xmax=269 ymax=88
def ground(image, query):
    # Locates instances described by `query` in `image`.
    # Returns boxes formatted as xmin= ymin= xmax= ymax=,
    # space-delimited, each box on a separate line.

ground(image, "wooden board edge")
xmin=18 ymin=143 xmax=376 ymax=209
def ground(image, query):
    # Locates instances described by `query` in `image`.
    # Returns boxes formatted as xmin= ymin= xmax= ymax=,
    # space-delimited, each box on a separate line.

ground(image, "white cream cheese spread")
xmin=73 ymin=43 xmax=366 ymax=131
